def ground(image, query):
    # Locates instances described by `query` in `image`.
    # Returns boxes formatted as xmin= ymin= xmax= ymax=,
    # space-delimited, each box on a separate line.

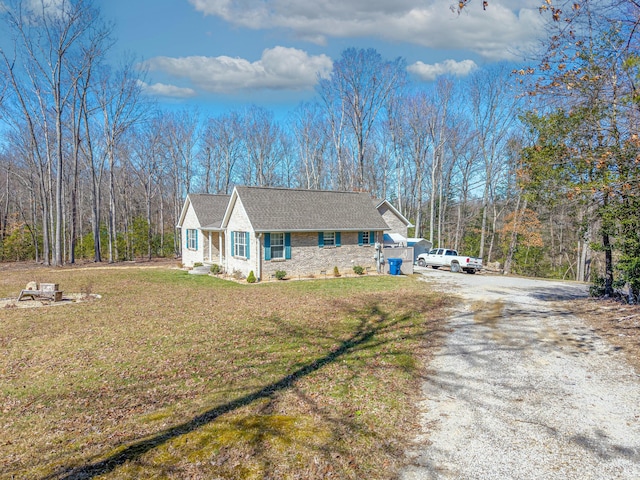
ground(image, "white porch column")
xmin=255 ymin=233 xmax=262 ymax=281
xmin=218 ymin=231 xmax=223 ymax=266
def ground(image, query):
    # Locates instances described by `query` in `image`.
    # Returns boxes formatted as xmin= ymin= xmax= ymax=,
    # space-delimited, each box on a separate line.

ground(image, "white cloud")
xmin=138 ymin=81 xmax=197 ymax=98
xmin=144 ymin=46 xmax=333 ymax=94
xmin=24 ymin=0 xmax=66 ymax=18
xmin=188 ymin=0 xmax=545 ymax=60
xmin=408 ymin=59 xmax=478 ymax=81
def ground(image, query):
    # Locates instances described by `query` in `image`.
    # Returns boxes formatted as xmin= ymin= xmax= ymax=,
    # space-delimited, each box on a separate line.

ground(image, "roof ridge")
xmin=189 ymin=193 xmax=231 ymax=197
xmin=237 ymin=185 xmax=371 ymax=195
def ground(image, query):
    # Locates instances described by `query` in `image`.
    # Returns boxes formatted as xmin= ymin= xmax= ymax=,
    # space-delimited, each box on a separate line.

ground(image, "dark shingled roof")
xmin=235 ymin=186 xmax=390 ymax=232
xmin=188 ymin=194 xmax=231 ymax=230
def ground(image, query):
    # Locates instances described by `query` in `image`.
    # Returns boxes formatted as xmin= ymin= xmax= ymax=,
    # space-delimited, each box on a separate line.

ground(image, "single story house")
xmin=178 ymin=186 xmax=393 ymax=280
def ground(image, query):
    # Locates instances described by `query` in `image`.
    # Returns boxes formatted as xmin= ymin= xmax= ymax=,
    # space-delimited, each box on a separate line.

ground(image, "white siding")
xmin=180 ymin=203 xmax=204 ymax=267
xmin=225 ymin=197 xmax=258 ymax=278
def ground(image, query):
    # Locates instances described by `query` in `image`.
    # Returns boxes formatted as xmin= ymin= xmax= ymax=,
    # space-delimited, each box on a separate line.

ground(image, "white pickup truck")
xmin=416 ymin=248 xmax=483 ymax=274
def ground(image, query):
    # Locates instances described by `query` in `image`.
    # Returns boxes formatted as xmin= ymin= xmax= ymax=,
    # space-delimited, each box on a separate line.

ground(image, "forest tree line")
xmin=0 ymin=0 xmax=639 ymax=301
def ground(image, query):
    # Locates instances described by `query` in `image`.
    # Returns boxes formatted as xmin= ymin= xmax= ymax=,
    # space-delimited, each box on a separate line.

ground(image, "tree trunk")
xmin=504 ymin=196 xmax=525 ymax=275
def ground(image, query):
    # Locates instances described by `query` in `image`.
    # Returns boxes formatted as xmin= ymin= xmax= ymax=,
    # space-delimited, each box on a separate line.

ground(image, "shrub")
xmin=275 ymin=270 xmax=286 ymax=280
xmin=247 ymin=271 xmax=257 ymax=283
xmin=210 ymin=264 xmax=221 ymax=274
xmin=193 ymin=262 xmax=203 ymax=267
xmin=353 ymin=265 xmax=365 ymax=275
xmin=333 ymin=266 xmax=341 ymax=277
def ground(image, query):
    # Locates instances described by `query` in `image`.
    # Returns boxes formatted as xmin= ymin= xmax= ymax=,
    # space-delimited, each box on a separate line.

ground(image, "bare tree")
xmin=317 ymin=48 xmax=406 ymax=191
xmin=243 ymin=106 xmax=283 ymax=187
xmin=291 ymin=103 xmax=329 ymax=190
xmin=201 ymin=111 xmax=243 ymax=194
xmin=1 ymin=0 xmax=111 ymax=265
xmin=402 ymin=92 xmax=433 ymax=238
xmin=159 ymin=109 xmax=199 ymax=256
xmin=469 ymin=65 xmax=519 ymax=262
xmin=95 ymin=58 xmax=145 ymax=262
xmin=447 ymin=117 xmax=480 ymax=251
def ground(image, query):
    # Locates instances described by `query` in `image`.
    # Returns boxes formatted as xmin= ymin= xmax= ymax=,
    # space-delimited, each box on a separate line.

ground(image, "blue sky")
xmin=101 ymin=0 xmax=546 ymax=116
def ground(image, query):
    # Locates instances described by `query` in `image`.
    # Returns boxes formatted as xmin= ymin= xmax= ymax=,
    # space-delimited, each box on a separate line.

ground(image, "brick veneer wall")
xmin=261 ymin=231 xmax=380 ymax=278
xmin=378 ymin=204 xmax=408 ymax=237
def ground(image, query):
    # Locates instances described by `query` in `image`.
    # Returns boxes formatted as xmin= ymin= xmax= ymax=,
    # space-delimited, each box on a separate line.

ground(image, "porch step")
xmin=189 ymin=265 xmax=211 ymax=275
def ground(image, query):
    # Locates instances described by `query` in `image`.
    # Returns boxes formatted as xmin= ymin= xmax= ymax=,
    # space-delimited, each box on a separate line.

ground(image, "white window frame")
xmin=323 ymin=231 xmax=335 ymax=247
xmin=234 ymin=231 xmax=247 ymax=258
xmin=186 ymin=229 xmax=197 ymax=250
xmin=362 ymin=231 xmax=370 ymax=245
xmin=271 ymin=232 xmax=285 ymax=259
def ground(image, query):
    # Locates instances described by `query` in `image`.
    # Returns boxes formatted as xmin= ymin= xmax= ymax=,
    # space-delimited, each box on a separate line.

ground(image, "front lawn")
xmin=0 ymin=263 xmax=449 ymax=479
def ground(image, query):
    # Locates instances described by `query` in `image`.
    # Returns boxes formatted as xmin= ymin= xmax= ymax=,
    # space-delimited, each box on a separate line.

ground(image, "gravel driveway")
xmin=402 ymin=268 xmax=640 ymax=479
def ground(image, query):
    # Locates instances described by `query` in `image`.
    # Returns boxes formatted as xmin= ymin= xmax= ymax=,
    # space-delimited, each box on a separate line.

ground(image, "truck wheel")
xmin=450 ymin=262 xmax=461 ymax=273
xmin=417 ymin=258 xmax=426 ymax=267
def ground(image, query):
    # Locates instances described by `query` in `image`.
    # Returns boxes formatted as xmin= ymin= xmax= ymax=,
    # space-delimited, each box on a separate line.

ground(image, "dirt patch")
xmin=1 ymin=293 xmax=101 ymax=309
xmin=471 ymin=300 xmax=504 ymax=327
xmin=569 ymin=298 xmax=640 ymax=373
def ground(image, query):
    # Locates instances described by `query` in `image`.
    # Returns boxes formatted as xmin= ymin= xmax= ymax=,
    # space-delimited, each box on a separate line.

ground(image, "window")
xmin=265 ymin=232 xmax=290 ymax=260
xmin=186 ymin=229 xmax=198 ymax=250
xmin=359 ymin=231 xmax=374 ymax=246
xmin=271 ymin=232 xmax=285 ymax=259
xmin=323 ymin=232 xmax=335 ymax=247
xmin=232 ymin=231 xmax=249 ymax=258
xmin=318 ymin=232 xmax=340 ymax=248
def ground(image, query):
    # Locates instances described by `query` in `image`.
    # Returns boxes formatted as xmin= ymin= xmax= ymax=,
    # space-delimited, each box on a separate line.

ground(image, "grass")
xmin=0 ymin=262 xmax=450 ymax=479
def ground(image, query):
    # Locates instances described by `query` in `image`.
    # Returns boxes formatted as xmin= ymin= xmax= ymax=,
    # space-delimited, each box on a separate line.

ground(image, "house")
xmin=177 ymin=193 xmax=230 ymax=267
xmin=178 ymin=186 xmax=392 ymax=280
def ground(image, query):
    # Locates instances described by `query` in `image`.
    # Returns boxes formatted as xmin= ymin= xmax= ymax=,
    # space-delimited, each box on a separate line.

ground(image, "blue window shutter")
xmin=264 ymin=233 xmax=271 ymax=260
xmin=285 ymin=232 xmax=291 ymax=259
xmin=231 ymin=231 xmax=235 ymax=256
xmin=370 ymin=231 xmax=374 ymax=245
xmin=318 ymin=232 xmax=324 ymax=248
xmin=336 ymin=232 xmax=341 ymax=247
xmin=246 ymin=232 xmax=250 ymax=259
xmin=195 ymin=231 xmax=198 ymax=250
xmin=358 ymin=232 xmax=363 ymax=246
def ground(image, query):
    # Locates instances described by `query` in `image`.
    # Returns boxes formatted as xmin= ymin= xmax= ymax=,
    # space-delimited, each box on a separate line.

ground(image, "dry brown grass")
xmin=569 ymin=298 xmax=640 ymax=373
xmin=0 ymin=263 xmax=450 ymax=479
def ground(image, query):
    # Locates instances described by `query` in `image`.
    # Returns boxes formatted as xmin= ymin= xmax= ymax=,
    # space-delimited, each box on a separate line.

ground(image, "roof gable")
xmin=374 ymin=199 xmax=413 ymax=227
xmin=225 ymin=186 xmax=390 ymax=232
xmin=179 ymin=194 xmax=230 ymax=230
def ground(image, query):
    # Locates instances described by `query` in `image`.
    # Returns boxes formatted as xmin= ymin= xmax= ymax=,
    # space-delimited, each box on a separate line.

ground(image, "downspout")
xmin=256 ymin=233 xmax=262 ymax=281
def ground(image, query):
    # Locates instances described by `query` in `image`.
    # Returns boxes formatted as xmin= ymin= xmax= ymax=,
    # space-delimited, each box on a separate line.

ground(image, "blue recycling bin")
xmin=388 ymin=258 xmax=402 ymax=275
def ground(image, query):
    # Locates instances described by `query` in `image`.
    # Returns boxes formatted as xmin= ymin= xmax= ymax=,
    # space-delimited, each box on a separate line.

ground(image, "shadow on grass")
xmin=49 ymin=298 xmax=433 ymax=479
